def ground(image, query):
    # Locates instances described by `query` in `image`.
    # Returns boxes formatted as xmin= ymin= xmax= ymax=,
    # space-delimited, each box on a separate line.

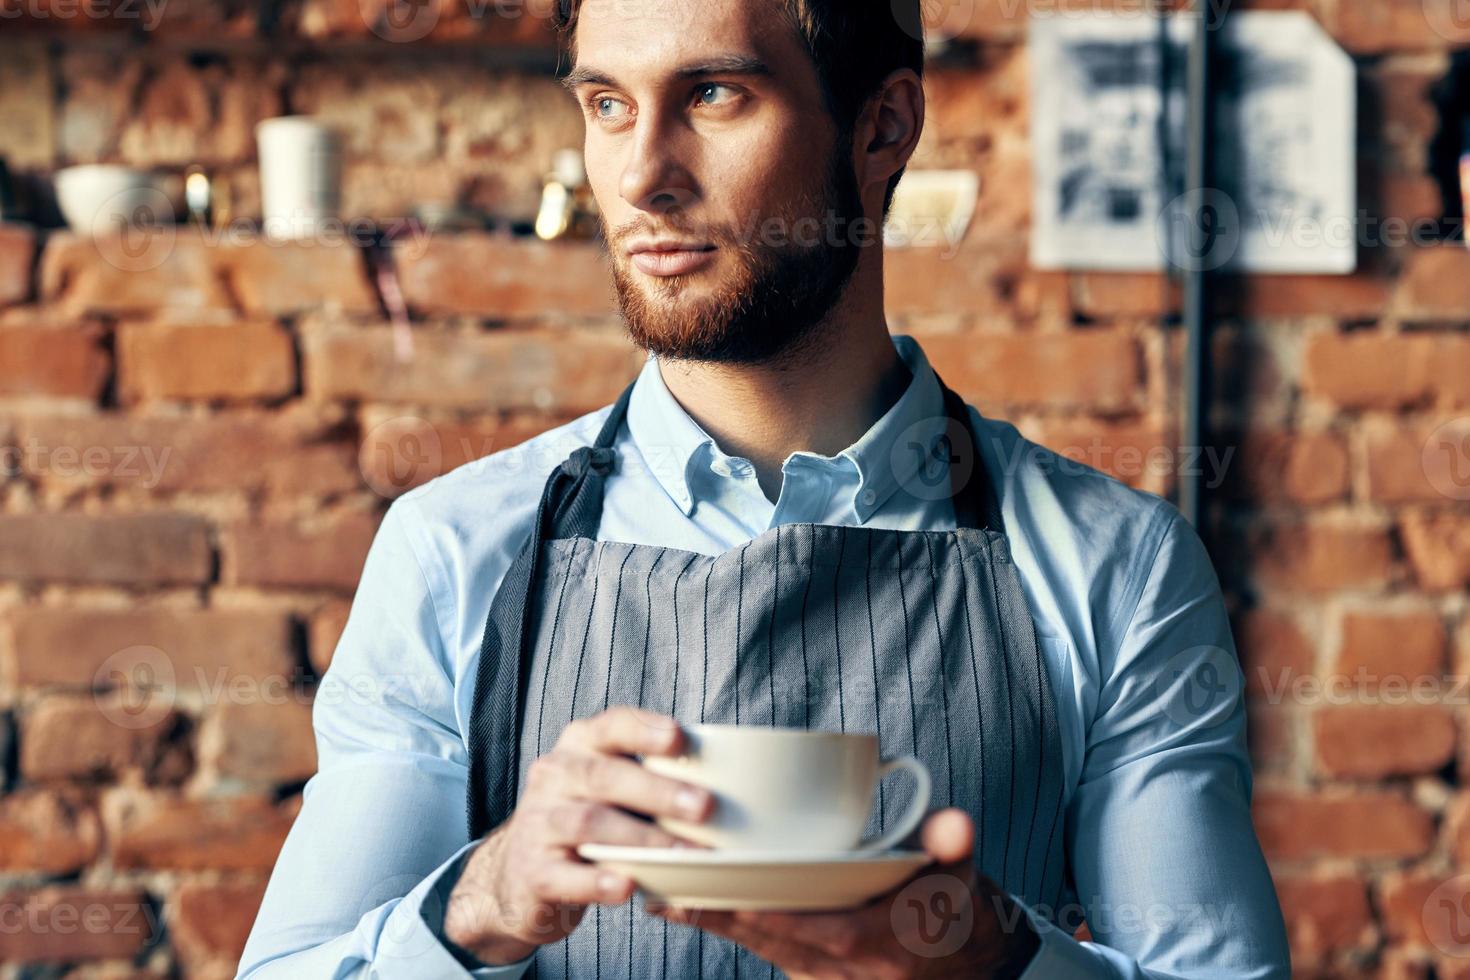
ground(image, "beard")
xmin=605 ymin=137 xmax=866 ymax=366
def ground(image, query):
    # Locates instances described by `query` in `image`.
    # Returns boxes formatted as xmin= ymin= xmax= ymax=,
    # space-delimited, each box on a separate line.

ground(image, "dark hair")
xmin=553 ymin=0 xmax=926 ymax=215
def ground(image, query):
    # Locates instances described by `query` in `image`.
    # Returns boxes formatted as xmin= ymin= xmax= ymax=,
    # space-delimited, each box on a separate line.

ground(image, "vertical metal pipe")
xmin=1179 ymin=0 xmax=1220 ymax=535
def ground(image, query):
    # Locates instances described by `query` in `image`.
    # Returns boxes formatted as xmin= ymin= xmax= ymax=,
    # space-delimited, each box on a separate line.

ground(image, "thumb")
xmin=920 ymin=807 xmax=975 ymax=867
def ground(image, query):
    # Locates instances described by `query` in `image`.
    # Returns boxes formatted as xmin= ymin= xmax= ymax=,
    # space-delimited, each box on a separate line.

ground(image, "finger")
xmin=537 ymin=752 xmax=713 ymax=822
xmin=727 ymin=908 xmax=866 ymax=959
xmin=544 ymin=801 xmax=694 ymax=849
xmin=656 ymin=908 xmax=822 ymax=971
xmin=559 ymin=707 xmax=685 ymax=756
xmin=527 ymin=856 xmax=636 ymax=907
xmin=920 ymin=807 xmax=976 ymax=867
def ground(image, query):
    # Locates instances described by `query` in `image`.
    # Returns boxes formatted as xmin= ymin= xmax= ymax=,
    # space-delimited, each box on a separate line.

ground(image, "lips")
xmin=627 ymin=239 xmax=718 ymax=277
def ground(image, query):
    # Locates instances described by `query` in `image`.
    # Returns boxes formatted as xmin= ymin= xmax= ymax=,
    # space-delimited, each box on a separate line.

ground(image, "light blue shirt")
xmin=238 ymin=334 xmax=1289 ymax=979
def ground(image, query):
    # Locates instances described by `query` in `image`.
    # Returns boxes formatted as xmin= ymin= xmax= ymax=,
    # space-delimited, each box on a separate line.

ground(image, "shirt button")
xmin=710 ymin=459 xmax=732 ymax=477
xmin=861 ymin=489 xmax=877 ymax=506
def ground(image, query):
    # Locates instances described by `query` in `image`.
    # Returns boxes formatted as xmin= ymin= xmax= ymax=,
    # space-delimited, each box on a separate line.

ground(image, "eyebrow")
xmin=559 ymin=54 xmax=773 ymax=92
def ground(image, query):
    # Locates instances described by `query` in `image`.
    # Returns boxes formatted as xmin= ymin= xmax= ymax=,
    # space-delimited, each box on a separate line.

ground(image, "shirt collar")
xmin=625 ymin=334 xmax=950 ymax=521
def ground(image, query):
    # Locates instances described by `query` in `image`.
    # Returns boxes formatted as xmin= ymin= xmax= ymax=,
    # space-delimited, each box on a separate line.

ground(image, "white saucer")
xmin=577 ymin=844 xmax=932 ymax=911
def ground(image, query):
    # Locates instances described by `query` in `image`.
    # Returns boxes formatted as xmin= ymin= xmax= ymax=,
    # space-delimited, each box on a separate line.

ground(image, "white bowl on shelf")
xmin=54 ymin=164 xmax=173 ymax=236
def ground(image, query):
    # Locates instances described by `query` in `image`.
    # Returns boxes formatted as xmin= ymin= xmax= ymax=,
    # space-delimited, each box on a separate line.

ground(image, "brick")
xmin=5 ymin=607 xmax=297 ymax=692
xmin=221 ymin=513 xmax=379 ymax=591
xmin=1303 ymin=332 xmax=1470 ymax=411
xmin=1400 ymin=511 xmax=1470 ymax=591
xmin=0 ymin=44 xmax=55 ymax=169
xmin=1245 ymin=520 xmax=1394 ymax=594
xmin=307 ymin=598 xmax=351 ymax=676
xmin=1253 ymin=790 xmax=1433 ymax=860
xmin=1365 ymin=417 xmax=1470 ymax=504
xmin=885 ymin=237 xmax=1035 ymax=317
xmin=1071 ymin=273 xmax=1180 ymax=319
xmin=1313 ymin=706 xmax=1456 ymax=778
xmin=221 ymin=240 xmax=378 ymax=317
xmin=1380 ymin=873 xmax=1451 ymax=946
xmin=0 ymin=886 xmax=155 ymax=963
xmin=0 ymin=788 xmax=101 ymax=874
xmin=1245 ymin=701 xmax=1296 ymax=773
xmin=913 ymin=329 xmax=1143 ymax=414
xmin=38 ymin=230 xmax=233 ymax=315
xmin=1275 ymin=876 xmax=1374 ymax=963
xmin=1397 ymin=245 xmax=1470 ymax=319
xmin=0 ymin=223 xmax=36 ymax=306
xmin=0 ymin=323 xmax=110 ymax=399
xmin=396 ymin=235 xmax=616 ymax=319
xmin=1334 ymin=610 xmax=1447 ymax=686
xmin=1236 ymin=608 xmax=1316 ymax=698
xmin=103 ymin=789 xmax=293 ymax=871
xmin=169 ymin=880 xmax=268 ymax=966
xmin=198 ymin=699 xmax=316 ymax=785
xmin=1020 ymin=418 xmax=1170 ymax=493
xmin=1213 ymin=272 xmax=1393 ymax=320
xmin=1221 ymin=429 xmax=1350 ymax=505
xmin=358 ymin=410 xmax=567 ymax=498
xmin=117 ymin=320 xmax=296 ymax=403
xmin=0 ymin=512 xmax=211 ymax=586
xmin=1448 ymin=791 xmax=1470 ymax=867
xmin=302 ymin=319 xmax=644 ymax=413
xmin=19 ymin=693 xmax=181 ymax=782
xmin=17 ymin=411 xmax=360 ymax=496
xmin=1331 ymin=0 xmax=1470 ymax=53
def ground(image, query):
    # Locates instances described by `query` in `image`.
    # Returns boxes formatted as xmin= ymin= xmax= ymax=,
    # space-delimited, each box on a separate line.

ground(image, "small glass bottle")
xmin=535 ymin=148 xmax=599 ymax=241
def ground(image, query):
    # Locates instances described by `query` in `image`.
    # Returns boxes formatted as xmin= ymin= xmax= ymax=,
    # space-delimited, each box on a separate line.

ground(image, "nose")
xmin=618 ymin=113 xmax=699 ymax=216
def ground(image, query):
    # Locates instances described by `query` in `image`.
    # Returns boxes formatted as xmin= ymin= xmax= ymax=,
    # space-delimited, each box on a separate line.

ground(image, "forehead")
xmin=570 ymin=0 xmax=808 ymax=83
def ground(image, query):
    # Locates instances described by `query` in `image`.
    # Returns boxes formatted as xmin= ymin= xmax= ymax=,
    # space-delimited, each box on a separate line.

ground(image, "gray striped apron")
xmin=465 ymin=375 xmax=1067 ymax=978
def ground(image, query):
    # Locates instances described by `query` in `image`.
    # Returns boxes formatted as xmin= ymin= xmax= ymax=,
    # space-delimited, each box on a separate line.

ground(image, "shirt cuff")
xmin=1013 ymin=898 xmax=1102 ymax=980
xmin=376 ymin=838 xmax=535 ymax=979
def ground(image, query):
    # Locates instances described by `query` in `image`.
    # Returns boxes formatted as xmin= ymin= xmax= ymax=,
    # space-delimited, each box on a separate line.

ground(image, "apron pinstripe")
xmin=465 ymin=375 xmax=1067 ymax=978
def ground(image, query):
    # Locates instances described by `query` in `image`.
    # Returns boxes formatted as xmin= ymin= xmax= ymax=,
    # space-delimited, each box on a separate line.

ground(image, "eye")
xmin=589 ymin=95 xmax=631 ymax=121
xmin=694 ymin=82 xmax=738 ymax=107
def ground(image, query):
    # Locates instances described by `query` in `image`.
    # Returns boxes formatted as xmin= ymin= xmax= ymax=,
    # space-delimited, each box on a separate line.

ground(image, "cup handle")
xmin=853 ymin=755 xmax=932 ymax=854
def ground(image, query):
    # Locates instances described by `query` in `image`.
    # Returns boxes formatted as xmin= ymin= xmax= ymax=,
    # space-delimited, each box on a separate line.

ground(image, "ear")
xmin=853 ymin=68 xmax=926 ymax=197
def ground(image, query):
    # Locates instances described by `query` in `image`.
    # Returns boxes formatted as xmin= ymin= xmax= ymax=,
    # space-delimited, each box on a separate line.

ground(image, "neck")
xmin=655 ymin=265 xmax=909 ymax=503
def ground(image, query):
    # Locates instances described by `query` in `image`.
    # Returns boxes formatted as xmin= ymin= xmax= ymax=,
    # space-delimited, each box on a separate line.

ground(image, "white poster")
xmin=1029 ymin=11 xmax=1356 ymax=274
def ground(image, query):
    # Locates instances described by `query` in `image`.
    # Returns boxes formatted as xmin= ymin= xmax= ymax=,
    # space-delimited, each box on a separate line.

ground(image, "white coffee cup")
xmin=643 ymin=724 xmax=931 ymax=854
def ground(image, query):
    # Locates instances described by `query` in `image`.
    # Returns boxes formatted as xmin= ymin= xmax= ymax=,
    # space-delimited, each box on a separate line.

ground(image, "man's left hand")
xmin=649 ymin=808 xmax=1041 ymax=980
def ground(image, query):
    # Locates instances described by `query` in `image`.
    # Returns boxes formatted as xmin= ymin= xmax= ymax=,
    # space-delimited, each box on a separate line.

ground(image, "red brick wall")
xmin=1 ymin=2 xmax=1469 ymax=977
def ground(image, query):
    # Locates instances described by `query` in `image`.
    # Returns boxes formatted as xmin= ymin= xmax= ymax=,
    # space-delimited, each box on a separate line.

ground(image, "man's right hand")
xmin=443 ymin=707 xmax=714 ymax=965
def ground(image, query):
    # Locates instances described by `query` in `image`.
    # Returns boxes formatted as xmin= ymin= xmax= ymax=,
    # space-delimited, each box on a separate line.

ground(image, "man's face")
xmin=566 ymin=0 xmax=866 ymax=364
